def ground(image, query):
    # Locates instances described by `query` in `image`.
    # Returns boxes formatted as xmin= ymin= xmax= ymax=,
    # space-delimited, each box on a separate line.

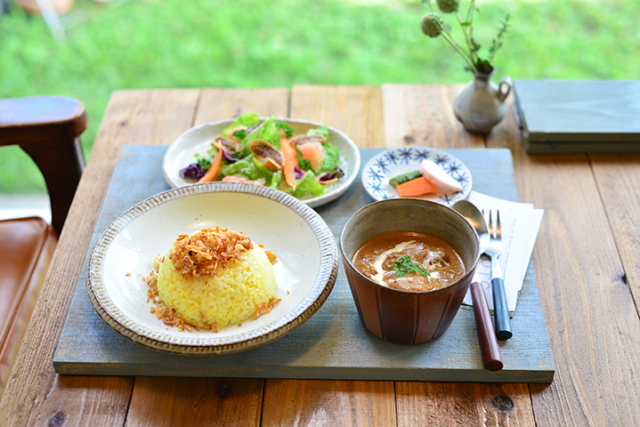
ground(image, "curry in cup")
xmin=340 ymin=198 xmax=480 ymax=344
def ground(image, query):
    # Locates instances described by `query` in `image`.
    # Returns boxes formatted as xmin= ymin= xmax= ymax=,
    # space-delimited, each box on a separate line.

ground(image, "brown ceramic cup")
xmin=339 ymin=198 xmax=480 ymax=344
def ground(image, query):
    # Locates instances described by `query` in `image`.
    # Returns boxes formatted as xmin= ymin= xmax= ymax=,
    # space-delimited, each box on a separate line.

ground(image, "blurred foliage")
xmin=1 ymin=0 xmax=638 ymax=192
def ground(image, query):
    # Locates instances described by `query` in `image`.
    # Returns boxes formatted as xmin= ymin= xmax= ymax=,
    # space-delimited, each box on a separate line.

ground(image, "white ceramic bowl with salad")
xmin=162 ymin=114 xmax=361 ymax=208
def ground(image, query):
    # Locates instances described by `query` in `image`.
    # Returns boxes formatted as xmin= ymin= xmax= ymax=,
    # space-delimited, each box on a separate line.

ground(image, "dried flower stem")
xmin=440 ymin=31 xmax=477 ymax=71
xmin=422 ymin=0 xmax=507 ymax=74
xmin=466 ymin=0 xmax=476 ymax=42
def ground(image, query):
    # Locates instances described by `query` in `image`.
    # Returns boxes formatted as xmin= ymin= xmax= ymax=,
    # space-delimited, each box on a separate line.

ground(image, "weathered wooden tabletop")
xmin=1 ymin=85 xmax=639 ymax=426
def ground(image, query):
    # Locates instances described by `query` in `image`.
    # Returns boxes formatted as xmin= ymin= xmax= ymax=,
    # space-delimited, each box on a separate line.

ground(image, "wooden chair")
xmin=0 ymin=96 xmax=87 ymax=395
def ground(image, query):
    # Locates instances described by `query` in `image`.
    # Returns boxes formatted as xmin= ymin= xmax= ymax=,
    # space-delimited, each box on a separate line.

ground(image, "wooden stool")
xmin=0 ymin=96 xmax=87 ymax=395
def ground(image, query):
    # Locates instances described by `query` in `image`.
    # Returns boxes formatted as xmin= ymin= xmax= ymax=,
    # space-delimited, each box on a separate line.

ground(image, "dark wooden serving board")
xmin=514 ymin=79 xmax=640 ymax=154
xmin=53 ymin=145 xmax=555 ymax=383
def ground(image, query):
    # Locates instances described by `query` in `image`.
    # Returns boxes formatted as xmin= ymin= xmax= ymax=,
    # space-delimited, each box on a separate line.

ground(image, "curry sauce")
xmin=352 ymin=231 xmax=465 ymax=292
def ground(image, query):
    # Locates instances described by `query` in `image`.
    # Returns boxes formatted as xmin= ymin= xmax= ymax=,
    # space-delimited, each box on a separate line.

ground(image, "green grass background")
xmin=1 ymin=0 xmax=638 ymax=193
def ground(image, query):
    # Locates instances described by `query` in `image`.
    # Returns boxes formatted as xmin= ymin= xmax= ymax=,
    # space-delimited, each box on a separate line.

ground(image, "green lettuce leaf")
xmin=253 ymin=158 xmax=282 ymax=188
xmin=221 ymin=154 xmax=258 ymax=179
xmin=222 ymin=113 xmax=261 ymax=137
xmin=320 ymin=141 xmax=340 ymax=172
xmin=291 ymin=172 xmax=326 ymax=199
xmin=308 ymin=125 xmax=330 ymax=137
xmin=247 ymin=116 xmax=281 ymax=150
xmin=220 ymin=154 xmax=273 ymax=185
xmin=269 ymin=170 xmax=283 ymax=189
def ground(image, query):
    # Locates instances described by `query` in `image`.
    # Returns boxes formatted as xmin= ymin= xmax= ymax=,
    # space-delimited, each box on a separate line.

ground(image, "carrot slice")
xmin=395 ymin=176 xmax=438 ymax=197
xmin=281 ymin=137 xmax=299 ymax=189
xmin=198 ymin=149 xmax=223 ymax=183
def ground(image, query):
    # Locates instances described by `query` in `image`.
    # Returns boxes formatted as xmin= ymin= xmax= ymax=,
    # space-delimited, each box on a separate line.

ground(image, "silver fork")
xmin=484 ymin=210 xmax=513 ymax=340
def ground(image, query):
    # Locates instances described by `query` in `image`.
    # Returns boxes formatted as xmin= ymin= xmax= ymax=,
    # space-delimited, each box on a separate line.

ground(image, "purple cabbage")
xmin=294 ymin=166 xmax=306 ymax=179
xmin=222 ymin=150 xmax=242 ymax=163
xmin=180 ymin=163 xmax=206 ymax=181
xmin=318 ymin=168 xmax=345 ymax=183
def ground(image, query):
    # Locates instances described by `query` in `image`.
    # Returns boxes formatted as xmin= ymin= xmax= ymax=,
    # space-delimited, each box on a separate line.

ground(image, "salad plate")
xmin=362 ymin=146 xmax=472 ymax=205
xmin=87 ymin=182 xmax=339 ymax=355
xmin=162 ymin=117 xmax=361 ymax=208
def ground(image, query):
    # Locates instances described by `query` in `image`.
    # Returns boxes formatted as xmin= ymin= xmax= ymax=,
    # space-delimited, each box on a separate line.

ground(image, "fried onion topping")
xmin=169 ymin=226 xmax=253 ymax=279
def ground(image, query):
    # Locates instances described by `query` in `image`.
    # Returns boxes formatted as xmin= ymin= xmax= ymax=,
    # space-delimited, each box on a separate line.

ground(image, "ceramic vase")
xmin=453 ymin=70 xmax=512 ymax=135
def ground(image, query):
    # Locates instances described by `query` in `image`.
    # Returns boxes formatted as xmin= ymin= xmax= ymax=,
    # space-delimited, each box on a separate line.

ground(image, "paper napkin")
xmin=462 ymin=191 xmax=544 ymax=315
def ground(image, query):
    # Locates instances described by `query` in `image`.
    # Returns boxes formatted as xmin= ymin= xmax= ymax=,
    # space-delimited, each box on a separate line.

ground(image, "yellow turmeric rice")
xmin=155 ymin=226 xmax=279 ymax=331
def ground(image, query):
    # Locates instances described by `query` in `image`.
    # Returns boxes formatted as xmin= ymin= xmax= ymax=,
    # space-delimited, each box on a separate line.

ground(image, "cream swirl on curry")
xmin=352 ymin=231 xmax=465 ymax=292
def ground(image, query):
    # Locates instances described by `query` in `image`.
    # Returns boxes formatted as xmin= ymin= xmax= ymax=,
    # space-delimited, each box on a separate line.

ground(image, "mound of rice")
xmin=155 ymin=227 xmax=279 ymax=331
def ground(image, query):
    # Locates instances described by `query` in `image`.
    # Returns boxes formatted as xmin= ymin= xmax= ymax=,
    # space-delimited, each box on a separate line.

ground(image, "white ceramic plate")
xmin=87 ymin=183 xmax=339 ymax=355
xmin=162 ymin=118 xmax=361 ymax=208
xmin=362 ymin=147 xmax=472 ymax=206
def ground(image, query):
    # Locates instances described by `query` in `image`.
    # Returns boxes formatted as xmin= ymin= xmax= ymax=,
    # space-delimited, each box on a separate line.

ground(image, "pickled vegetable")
xmin=389 ymin=170 xmax=422 ymax=188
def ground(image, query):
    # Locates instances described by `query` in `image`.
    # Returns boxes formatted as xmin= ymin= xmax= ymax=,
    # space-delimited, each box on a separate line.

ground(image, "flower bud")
xmin=421 ymin=12 xmax=445 ymax=38
xmin=437 ymin=0 xmax=460 ymax=13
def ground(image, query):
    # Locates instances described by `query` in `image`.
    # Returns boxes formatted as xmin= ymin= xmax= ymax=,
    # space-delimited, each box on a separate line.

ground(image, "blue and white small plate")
xmin=362 ymin=147 xmax=472 ymax=206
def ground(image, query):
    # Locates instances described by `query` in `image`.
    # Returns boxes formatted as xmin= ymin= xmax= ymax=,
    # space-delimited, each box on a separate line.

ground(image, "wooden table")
xmin=1 ymin=85 xmax=639 ymax=426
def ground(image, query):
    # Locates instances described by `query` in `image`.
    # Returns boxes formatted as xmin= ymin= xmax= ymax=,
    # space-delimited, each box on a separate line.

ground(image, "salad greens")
xmin=180 ymin=113 xmax=345 ymax=200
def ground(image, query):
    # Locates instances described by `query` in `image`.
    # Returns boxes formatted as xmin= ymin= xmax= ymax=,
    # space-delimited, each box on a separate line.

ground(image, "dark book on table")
xmin=513 ymin=79 xmax=640 ymax=154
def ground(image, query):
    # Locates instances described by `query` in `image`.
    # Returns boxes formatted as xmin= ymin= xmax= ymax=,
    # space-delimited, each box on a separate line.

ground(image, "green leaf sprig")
xmin=232 ymin=129 xmax=248 ymax=140
xmin=276 ymin=120 xmax=296 ymax=138
xmin=391 ymin=255 xmax=431 ymax=278
xmin=194 ymin=153 xmax=211 ymax=170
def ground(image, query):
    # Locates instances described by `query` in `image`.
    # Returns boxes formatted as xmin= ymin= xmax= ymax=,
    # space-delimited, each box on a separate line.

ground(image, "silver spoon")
xmin=453 ymin=200 xmax=490 ymax=253
xmin=453 ymin=200 xmax=503 ymax=371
